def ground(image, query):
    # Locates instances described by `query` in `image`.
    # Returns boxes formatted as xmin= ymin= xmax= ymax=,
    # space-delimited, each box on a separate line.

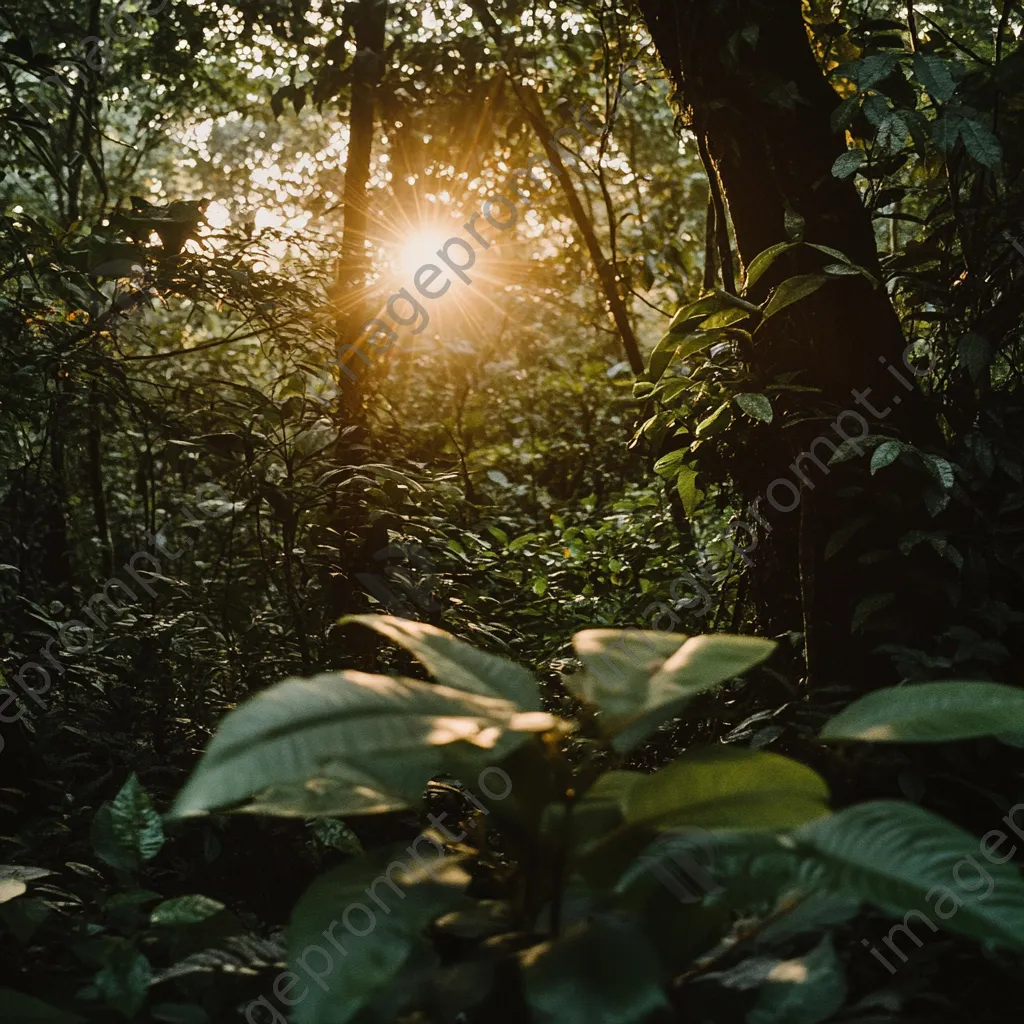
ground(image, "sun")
xmin=395 ymin=227 xmax=451 ymax=277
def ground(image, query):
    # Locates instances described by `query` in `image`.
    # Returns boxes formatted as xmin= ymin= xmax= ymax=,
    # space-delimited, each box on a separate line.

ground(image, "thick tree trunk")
xmin=637 ymin=0 xmax=934 ymax=682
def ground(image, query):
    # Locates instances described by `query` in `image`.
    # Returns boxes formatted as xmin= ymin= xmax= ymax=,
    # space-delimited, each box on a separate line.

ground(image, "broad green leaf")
xmin=745 ymin=242 xmax=798 ymax=291
xmin=734 ymin=393 xmax=773 ymax=423
xmin=0 ymin=989 xmax=85 ymax=1023
xmin=931 ymin=112 xmax=962 ymax=153
xmin=793 ymin=801 xmax=1024 ymax=950
xmin=856 ymin=53 xmax=899 ymax=89
xmin=851 ymin=592 xmax=894 ymax=632
xmin=653 ymin=448 xmax=688 ymax=479
xmin=870 ymin=440 xmax=901 ymax=474
xmin=747 ymin=936 xmax=847 ymax=1024
xmin=645 ymin=634 xmax=775 ymax=710
xmin=568 ymin=632 xmax=774 ymax=752
xmin=110 ymin=775 xmax=164 ymax=862
xmin=763 ymin=275 xmax=829 ymax=318
xmin=520 ymin=916 xmax=669 ymax=1024
xmin=667 ymin=293 xmax=730 ymax=331
xmin=151 ymin=895 xmax=226 ymax=927
xmin=957 ymin=332 xmax=991 ymax=383
xmin=959 ymin=117 xmax=1002 ymax=168
xmin=569 ymin=630 xmax=691 ymax=720
xmin=699 ymin=306 xmax=750 ymax=330
xmin=820 ymin=681 xmax=1024 ymax=743
xmin=876 ymin=112 xmax=908 ymax=153
xmin=624 ymin=747 xmax=830 ymax=833
xmin=95 ymin=942 xmax=151 ymax=1019
xmin=913 ymin=54 xmax=957 ymax=102
xmin=288 ymin=847 xmax=469 ymax=1024
xmin=696 ymin=402 xmax=732 ymax=437
xmin=92 ymin=774 xmax=164 ymax=872
xmin=170 ymin=671 xmax=557 ymax=819
xmin=341 ymin=615 xmax=540 ymax=710
xmin=676 ymin=465 xmax=702 ymax=517
xmin=831 ymin=150 xmax=866 ymax=180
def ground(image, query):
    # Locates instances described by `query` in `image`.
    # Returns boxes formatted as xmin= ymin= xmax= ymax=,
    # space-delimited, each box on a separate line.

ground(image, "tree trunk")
xmin=637 ymin=0 xmax=935 ymax=682
xmin=332 ymin=0 xmax=388 ymax=421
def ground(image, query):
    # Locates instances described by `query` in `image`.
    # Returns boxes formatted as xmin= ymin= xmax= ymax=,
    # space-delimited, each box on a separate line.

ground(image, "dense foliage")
xmin=2 ymin=1 xmax=1024 ymax=1022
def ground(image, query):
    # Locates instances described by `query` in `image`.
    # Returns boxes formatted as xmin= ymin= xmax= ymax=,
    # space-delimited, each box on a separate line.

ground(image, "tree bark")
xmin=332 ymin=0 xmax=388 ymax=419
xmin=637 ymin=0 xmax=935 ymax=682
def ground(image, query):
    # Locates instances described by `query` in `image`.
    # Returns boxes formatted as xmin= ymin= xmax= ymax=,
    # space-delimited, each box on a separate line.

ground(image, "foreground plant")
xmin=168 ymin=617 xmax=1024 ymax=1024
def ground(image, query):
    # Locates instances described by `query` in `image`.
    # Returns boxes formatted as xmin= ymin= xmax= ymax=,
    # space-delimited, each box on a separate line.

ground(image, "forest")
xmin=2 ymin=0 xmax=1024 ymax=1021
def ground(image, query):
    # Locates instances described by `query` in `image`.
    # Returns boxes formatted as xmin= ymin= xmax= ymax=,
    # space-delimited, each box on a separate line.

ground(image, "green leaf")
xmin=569 ymin=630 xmax=692 ymax=721
xmin=745 ymin=242 xmax=799 ymax=291
xmin=820 ymin=681 xmax=1024 ymax=743
xmin=921 ymin=453 xmax=955 ymax=490
xmin=170 ymin=669 xmax=556 ymax=819
xmin=763 ymin=275 xmax=829 ymax=318
xmin=959 ymin=117 xmax=1002 ymax=168
xmin=793 ymin=801 xmax=1024 ymax=950
xmin=913 ymin=54 xmax=957 ymax=102
xmin=931 ymin=112 xmax=962 ymax=152
xmin=95 ymin=943 xmax=151 ymax=1019
xmin=288 ymin=847 xmax=470 ymax=1024
xmin=870 ymin=440 xmax=901 ymax=474
xmin=696 ymin=402 xmax=732 ymax=437
xmin=957 ymin=332 xmax=991 ymax=383
xmin=623 ymin=747 xmax=830 ymax=832
xmin=851 ymin=592 xmax=894 ymax=632
xmin=830 ymin=95 xmax=860 ymax=134
xmin=520 ymin=916 xmax=670 ymax=1024
xmin=876 ymin=112 xmax=908 ymax=153
xmin=92 ymin=774 xmax=164 ymax=872
xmin=341 ymin=615 xmax=541 ymax=710
xmin=734 ymin=393 xmax=773 ymax=423
xmin=568 ymin=632 xmax=774 ymax=751
xmin=676 ymin=465 xmax=703 ymax=517
xmin=150 ymin=895 xmax=226 ymax=927
xmin=0 ymin=989 xmax=85 ymax=1023
xmin=830 ymin=150 xmax=866 ymax=180
xmin=856 ymin=53 xmax=900 ymax=88
xmin=747 ymin=936 xmax=847 ymax=1024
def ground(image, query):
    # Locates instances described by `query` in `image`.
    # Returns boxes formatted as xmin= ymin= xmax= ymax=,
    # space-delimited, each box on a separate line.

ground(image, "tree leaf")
xmin=623 ymin=747 xmax=830 ymax=833
xmin=170 ymin=670 xmax=557 ymax=819
xmin=151 ymin=895 xmax=226 ymax=927
xmin=341 ymin=615 xmax=541 ymax=710
xmin=287 ymin=847 xmax=470 ymax=1024
xmin=913 ymin=54 xmax=957 ymax=102
xmin=747 ymin=936 xmax=847 ymax=1024
xmin=745 ymin=242 xmax=799 ymax=291
xmin=820 ymin=681 xmax=1024 ymax=743
xmin=734 ymin=393 xmax=773 ymax=423
xmin=95 ymin=942 xmax=152 ymax=1019
xmin=959 ymin=117 xmax=1002 ymax=168
xmin=793 ymin=801 xmax=1024 ymax=950
xmin=763 ymin=275 xmax=830 ymax=318
xmin=831 ymin=150 xmax=866 ymax=180
xmin=520 ymin=916 xmax=670 ymax=1024
xmin=851 ymin=592 xmax=894 ymax=632
xmin=569 ymin=630 xmax=692 ymax=721
xmin=696 ymin=402 xmax=732 ymax=437
xmin=93 ymin=774 xmax=164 ymax=871
xmin=870 ymin=440 xmax=901 ymax=474
xmin=676 ymin=465 xmax=703 ymax=517
xmin=957 ymin=333 xmax=991 ymax=383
